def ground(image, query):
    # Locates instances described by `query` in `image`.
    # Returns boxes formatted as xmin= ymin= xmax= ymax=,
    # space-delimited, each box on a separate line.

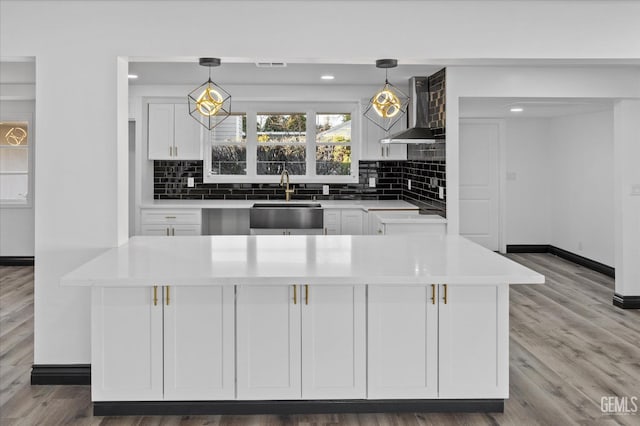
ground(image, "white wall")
xmin=0 ymin=100 xmax=35 ymax=257
xmin=504 ymin=119 xmax=551 ymax=246
xmin=549 ymin=110 xmax=614 ymax=266
xmin=1 ymin=0 xmax=640 ymax=364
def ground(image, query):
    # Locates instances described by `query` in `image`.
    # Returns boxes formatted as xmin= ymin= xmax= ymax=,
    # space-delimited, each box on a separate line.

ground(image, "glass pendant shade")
xmin=188 ymin=58 xmax=232 ymax=130
xmin=363 ymin=59 xmax=409 ymax=132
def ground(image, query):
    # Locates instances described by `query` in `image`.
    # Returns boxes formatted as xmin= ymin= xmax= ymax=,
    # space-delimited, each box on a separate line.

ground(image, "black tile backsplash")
xmin=154 ymin=159 xmax=446 ymax=215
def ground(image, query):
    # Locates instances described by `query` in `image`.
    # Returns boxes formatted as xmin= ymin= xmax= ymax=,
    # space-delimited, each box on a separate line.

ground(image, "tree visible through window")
xmin=257 ymin=113 xmax=306 ymax=175
xmin=316 ymin=113 xmax=351 ymax=176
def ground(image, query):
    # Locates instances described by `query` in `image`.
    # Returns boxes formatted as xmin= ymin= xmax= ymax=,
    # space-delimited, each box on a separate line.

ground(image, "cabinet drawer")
xmin=141 ymin=209 xmax=201 ymax=225
xmin=140 ymin=224 xmax=201 ymax=236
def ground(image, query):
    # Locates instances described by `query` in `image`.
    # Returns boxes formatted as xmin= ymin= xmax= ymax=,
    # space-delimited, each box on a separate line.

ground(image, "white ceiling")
xmin=127 ymin=62 xmax=443 ymax=86
xmin=460 ymin=97 xmax=613 ymax=118
xmin=0 ymin=61 xmax=617 ymax=118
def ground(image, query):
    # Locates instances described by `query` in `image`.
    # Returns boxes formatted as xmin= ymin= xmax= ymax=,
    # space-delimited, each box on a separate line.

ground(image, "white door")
xmin=368 ymin=285 xmax=438 ymax=398
xmin=91 ymin=287 xmax=163 ymax=401
xmin=164 ymin=286 xmax=235 ymax=400
xmin=341 ymin=210 xmax=363 ymax=235
xmin=301 ymin=285 xmax=366 ymax=399
xmin=236 ymin=285 xmax=301 ymax=399
xmin=459 ymin=120 xmax=500 ymax=251
xmin=148 ymin=104 xmax=174 ymax=160
xmin=173 ymin=104 xmax=202 ymax=160
xmin=438 ymin=284 xmax=509 ymax=398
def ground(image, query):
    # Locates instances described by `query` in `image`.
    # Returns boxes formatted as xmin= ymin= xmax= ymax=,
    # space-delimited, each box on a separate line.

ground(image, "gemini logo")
xmin=601 ymin=396 xmax=638 ymax=415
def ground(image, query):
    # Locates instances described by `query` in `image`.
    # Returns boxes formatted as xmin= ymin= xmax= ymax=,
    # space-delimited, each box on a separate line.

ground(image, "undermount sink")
xmin=250 ymin=203 xmax=323 ymax=229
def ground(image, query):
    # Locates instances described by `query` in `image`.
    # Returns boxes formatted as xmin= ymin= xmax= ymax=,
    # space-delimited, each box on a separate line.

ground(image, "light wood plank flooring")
xmin=1 ymin=254 xmax=639 ymax=425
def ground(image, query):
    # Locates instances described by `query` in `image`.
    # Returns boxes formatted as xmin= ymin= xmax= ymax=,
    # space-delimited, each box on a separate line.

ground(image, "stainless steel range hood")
xmin=380 ymin=76 xmax=445 ymax=144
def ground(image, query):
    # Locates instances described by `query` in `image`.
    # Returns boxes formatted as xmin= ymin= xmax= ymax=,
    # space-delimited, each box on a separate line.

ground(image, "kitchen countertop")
xmin=61 ymin=235 xmax=543 ymax=287
xmin=372 ymin=210 xmax=448 ymax=224
xmin=141 ymin=199 xmax=420 ymax=212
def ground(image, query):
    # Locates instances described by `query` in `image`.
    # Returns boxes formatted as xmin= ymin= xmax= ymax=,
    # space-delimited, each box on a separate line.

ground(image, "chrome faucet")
xmin=280 ymin=168 xmax=294 ymax=201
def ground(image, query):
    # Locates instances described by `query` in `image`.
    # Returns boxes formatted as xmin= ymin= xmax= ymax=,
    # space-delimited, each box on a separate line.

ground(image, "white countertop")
xmin=61 ymin=235 xmax=544 ymax=287
xmin=372 ymin=211 xmax=448 ymax=224
xmin=142 ymin=199 xmax=420 ymax=212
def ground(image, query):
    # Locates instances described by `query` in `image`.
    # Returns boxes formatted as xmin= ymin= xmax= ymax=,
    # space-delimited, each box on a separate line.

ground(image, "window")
xmin=204 ymin=102 xmax=358 ymax=183
xmin=316 ymin=113 xmax=351 ymax=176
xmin=209 ymin=114 xmax=246 ymax=175
xmin=257 ymin=113 xmax=306 ymax=175
xmin=0 ymin=121 xmax=29 ymax=204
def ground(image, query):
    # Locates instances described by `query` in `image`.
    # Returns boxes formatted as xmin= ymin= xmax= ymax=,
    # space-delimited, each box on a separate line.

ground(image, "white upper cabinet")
xmin=148 ymin=103 xmax=202 ymax=160
xmin=360 ymin=100 xmax=407 ymax=161
xmin=438 ymin=284 xmax=509 ymax=399
xmin=148 ymin=104 xmax=174 ymax=160
xmin=368 ymin=285 xmax=438 ymax=399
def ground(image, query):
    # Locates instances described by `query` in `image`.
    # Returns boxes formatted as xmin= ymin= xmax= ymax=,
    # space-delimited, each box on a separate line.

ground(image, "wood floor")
xmin=1 ymin=254 xmax=639 ymax=425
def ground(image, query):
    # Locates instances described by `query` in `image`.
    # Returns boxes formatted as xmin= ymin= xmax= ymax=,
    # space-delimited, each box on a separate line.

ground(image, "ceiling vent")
xmin=255 ymin=62 xmax=287 ymax=68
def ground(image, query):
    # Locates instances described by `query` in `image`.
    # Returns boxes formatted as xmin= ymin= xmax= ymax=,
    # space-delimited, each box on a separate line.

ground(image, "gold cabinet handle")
xmin=153 ymin=286 xmax=158 ymax=306
xmin=171 ymin=227 xmax=175 ymax=236
xmin=381 ymin=146 xmax=384 ymax=157
xmin=305 ymin=284 xmax=309 ymax=305
xmin=169 ymin=146 xmax=172 ymax=157
xmin=166 ymin=227 xmax=170 ymax=236
xmin=165 ymin=216 xmax=176 ymax=219
xmin=166 ymin=286 xmax=170 ymax=306
xmin=175 ymin=146 xmax=178 ymax=157
xmin=293 ymin=285 xmax=297 ymax=304
xmin=431 ymin=284 xmax=436 ymax=305
xmin=443 ymin=284 xmax=448 ymax=304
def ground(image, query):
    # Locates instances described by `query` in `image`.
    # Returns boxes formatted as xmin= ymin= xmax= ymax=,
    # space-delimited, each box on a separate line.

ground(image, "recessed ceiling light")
xmin=128 ymin=74 xmax=138 ymax=79
xmin=321 ymin=75 xmax=335 ymax=80
xmin=510 ymin=107 xmax=524 ymax=112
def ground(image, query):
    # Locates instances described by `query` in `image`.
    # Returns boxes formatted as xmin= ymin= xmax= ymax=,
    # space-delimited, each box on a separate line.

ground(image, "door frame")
xmin=459 ymin=118 xmax=507 ymax=253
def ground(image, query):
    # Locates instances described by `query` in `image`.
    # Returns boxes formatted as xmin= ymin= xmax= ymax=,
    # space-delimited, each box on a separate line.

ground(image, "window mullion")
xmin=307 ymin=110 xmax=316 ymax=179
xmin=246 ymin=111 xmax=257 ymax=179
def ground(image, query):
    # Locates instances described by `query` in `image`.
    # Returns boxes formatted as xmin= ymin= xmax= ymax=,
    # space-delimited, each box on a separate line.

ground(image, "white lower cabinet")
xmin=236 ymin=285 xmax=366 ymax=400
xmin=92 ymin=287 xmax=163 ymax=401
xmin=301 ymin=285 xmax=366 ymax=399
xmin=368 ymin=285 xmax=438 ymax=399
xmin=438 ymin=284 xmax=509 ymax=399
xmin=163 ymin=286 xmax=235 ymax=400
xmin=368 ymin=284 xmax=508 ymax=400
xmin=323 ymin=209 xmax=364 ymax=235
xmin=139 ymin=209 xmax=202 ymax=236
xmin=236 ymin=285 xmax=301 ymax=400
xmin=91 ymin=286 xmax=234 ymax=402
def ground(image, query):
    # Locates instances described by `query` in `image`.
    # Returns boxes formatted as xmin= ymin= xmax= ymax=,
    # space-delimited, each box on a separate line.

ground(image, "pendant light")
xmin=188 ymin=58 xmax=232 ymax=130
xmin=363 ymin=59 xmax=409 ymax=132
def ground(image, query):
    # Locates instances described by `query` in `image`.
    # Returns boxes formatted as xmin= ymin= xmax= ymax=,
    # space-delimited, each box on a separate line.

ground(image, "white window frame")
xmin=0 ymin=111 xmax=33 ymax=207
xmin=204 ymin=101 xmax=359 ymax=184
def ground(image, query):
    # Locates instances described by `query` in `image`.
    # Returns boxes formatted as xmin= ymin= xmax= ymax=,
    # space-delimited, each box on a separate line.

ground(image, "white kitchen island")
xmin=62 ymin=235 xmax=544 ymax=416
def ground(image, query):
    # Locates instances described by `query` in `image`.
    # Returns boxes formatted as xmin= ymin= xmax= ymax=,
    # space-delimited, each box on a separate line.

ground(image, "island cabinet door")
xmin=301 ymin=285 xmax=366 ymax=399
xmin=163 ymin=286 xmax=235 ymax=400
xmin=367 ymin=285 xmax=438 ymax=398
xmin=236 ymin=285 xmax=302 ymax=399
xmin=438 ymin=284 xmax=509 ymax=399
xmin=91 ymin=287 xmax=163 ymax=401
